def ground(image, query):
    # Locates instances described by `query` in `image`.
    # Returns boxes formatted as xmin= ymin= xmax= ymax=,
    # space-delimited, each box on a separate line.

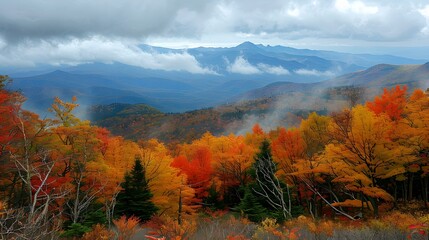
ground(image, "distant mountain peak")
xmin=235 ymin=41 xmax=259 ymax=49
xmin=51 ymin=70 xmax=69 ymax=74
xmin=39 ymin=70 xmax=72 ymax=77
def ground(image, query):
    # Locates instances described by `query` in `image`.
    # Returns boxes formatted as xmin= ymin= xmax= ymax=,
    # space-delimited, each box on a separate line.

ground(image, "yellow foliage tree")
xmin=138 ymin=139 xmax=192 ymax=217
xmin=323 ymin=105 xmax=414 ymax=216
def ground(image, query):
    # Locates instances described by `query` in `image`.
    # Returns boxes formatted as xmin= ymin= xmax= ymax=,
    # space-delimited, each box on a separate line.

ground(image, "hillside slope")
xmin=91 ymin=62 xmax=429 ymax=143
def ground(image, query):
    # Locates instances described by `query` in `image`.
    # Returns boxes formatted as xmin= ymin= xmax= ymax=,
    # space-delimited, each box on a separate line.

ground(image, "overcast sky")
xmin=1 ymin=0 xmax=429 ymax=72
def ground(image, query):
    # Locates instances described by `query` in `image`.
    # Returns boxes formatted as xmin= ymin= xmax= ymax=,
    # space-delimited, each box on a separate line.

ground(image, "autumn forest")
xmin=1 ymin=74 xmax=429 ymax=239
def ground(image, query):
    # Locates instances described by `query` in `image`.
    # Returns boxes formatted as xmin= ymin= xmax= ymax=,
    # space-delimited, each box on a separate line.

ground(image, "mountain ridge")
xmin=235 ymin=62 xmax=429 ymax=101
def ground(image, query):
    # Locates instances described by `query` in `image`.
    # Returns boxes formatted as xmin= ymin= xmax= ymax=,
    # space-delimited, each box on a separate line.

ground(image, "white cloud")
xmin=420 ymin=5 xmax=429 ymax=17
xmin=287 ymin=8 xmax=301 ymax=17
xmin=227 ymin=56 xmax=262 ymax=74
xmin=0 ymin=0 xmax=218 ymax=43
xmin=203 ymin=0 xmax=425 ymax=42
xmin=0 ymin=37 xmax=6 ymax=50
xmin=0 ymin=36 xmax=217 ymax=74
xmin=419 ymin=5 xmax=429 ymax=35
xmin=295 ymin=69 xmax=335 ymax=77
xmin=257 ymin=63 xmax=290 ymax=75
xmin=227 ymin=56 xmax=292 ymax=75
xmin=0 ymin=0 xmax=426 ymax=45
xmin=335 ymin=0 xmax=378 ymax=14
xmin=0 ymin=0 xmax=428 ymax=67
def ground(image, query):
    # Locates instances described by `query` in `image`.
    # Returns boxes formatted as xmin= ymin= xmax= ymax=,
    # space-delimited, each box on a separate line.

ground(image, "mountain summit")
xmin=235 ymin=41 xmax=260 ymax=50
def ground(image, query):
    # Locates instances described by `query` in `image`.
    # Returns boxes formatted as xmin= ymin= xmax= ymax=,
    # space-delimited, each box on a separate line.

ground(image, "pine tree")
xmin=115 ymin=158 xmax=158 ymax=222
xmin=238 ymin=184 xmax=268 ymax=222
xmin=203 ymin=182 xmax=224 ymax=210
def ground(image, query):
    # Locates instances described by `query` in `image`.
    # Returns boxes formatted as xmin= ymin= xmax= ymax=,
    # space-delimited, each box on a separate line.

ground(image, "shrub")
xmin=226 ymin=234 xmax=249 ymax=240
xmin=146 ymin=216 xmax=196 ymax=240
xmin=60 ymin=223 xmax=91 ymax=238
xmin=252 ymin=218 xmax=300 ymax=240
xmin=113 ymin=215 xmax=140 ymax=240
xmin=191 ymin=216 xmax=256 ymax=240
xmin=82 ymin=224 xmax=115 ymax=240
xmin=408 ymin=214 xmax=429 ymax=239
xmin=381 ymin=211 xmax=420 ymax=230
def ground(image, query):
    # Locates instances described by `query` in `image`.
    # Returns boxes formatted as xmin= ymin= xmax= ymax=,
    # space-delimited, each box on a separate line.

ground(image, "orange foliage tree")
xmin=212 ymin=134 xmax=255 ymax=204
xmin=272 ymin=127 xmax=305 ymax=184
xmin=395 ymin=89 xmax=429 ymax=204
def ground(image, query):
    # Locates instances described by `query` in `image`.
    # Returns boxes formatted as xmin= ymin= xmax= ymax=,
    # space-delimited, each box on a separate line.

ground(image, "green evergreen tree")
xmin=238 ymin=184 xmax=268 ymax=222
xmin=60 ymin=223 xmax=91 ymax=238
xmin=81 ymin=202 xmax=107 ymax=227
xmin=115 ymin=158 xmax=158 ymax=222
xmin=203 ymin=182 xmax=224 ymax=210
xmin=253 ymin=139 xmax=273 ymax=170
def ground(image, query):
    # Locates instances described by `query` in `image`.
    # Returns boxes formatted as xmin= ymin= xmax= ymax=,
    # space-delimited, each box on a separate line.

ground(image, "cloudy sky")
xmin=1 ymin=0 xmax=429 ymax=72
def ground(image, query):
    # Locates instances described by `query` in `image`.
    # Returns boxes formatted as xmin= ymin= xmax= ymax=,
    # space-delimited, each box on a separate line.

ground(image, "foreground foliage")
xmin=0 ymin=74 xmax=428 ymax=238
xmin=139 ymin=211 xmax=428 ymax=240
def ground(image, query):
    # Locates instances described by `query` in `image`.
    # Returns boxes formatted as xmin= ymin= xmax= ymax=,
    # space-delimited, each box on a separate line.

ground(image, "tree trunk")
xmin=409 ymin=173 xmax=414 ymax=201
xmin=178 ymin=187 xmax=182 ymax=225
xmin=403 ymin=181 xmax=408 ymax=202
xmin=423 ymin=176 xmax=428 ymax=209
xmin=393 ymin=180 xmax=397 ymax=208
xmin=369 ymin=197 xmax=378 ymax=218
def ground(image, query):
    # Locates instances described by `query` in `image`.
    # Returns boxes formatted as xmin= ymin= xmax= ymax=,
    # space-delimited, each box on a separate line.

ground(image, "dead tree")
xmin=253 ymin=155 xmax=293 ymax=220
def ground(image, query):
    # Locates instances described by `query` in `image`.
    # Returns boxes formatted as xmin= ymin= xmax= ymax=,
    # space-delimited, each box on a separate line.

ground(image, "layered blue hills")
xmin=6 ymin=42 xmax=426 ymax=116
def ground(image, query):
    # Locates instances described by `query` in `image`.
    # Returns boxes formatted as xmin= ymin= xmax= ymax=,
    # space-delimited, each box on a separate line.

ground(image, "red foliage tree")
xmin=172 ymin=146 xmax=213 ymax=201
xmin=367 ymin=85 xmax=407 ymax=121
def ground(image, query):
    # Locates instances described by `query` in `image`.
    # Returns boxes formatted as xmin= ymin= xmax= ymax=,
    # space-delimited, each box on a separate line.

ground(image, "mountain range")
xmin=236 ymin=62 xmax=429 ymax=101
xmin=5 ymin=42 xmax=427 ymax=117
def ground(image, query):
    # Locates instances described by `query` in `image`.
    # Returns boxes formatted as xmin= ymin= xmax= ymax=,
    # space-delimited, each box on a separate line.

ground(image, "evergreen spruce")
xmin=238 ymin=185 xmax=268 ymax=222
xmin=115 ymin=158 xmax=158 ymax=222
xmin=81 ymin=202 xmax=107 ymax=227
xmin=253 ymin=139 xmax=273 ymax=169
xmin=203 ymin=182 xmax=224 ymax=210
